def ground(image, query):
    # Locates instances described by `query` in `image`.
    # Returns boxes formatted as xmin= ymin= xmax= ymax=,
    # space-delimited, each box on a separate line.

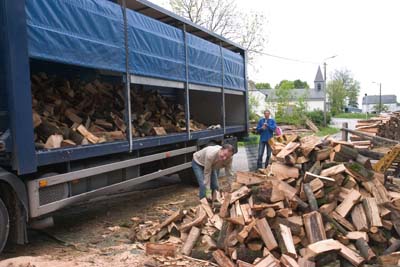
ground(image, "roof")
xmin=121 ymin=0 xmax=245 ymax=52
xmin=315 ymin=66 xmax=324 ymax=82
xmin=257 ymin=88 xmax=325 ymax=101
xmin=362 ymin=95 xmax=397 ymax=105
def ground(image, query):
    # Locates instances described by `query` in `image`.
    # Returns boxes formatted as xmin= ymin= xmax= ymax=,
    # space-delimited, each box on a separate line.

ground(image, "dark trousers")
xmin=257 ymin=141 xmax=272 ymax=169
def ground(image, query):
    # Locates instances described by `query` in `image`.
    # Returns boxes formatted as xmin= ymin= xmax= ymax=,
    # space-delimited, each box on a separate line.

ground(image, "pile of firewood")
xmin=31 ymin=73 xmax=207 ymax=149
xmin=133 ymin=134 xmax=400 ymax=266
xmin=351 ymin=112 xmax=400 ymax=143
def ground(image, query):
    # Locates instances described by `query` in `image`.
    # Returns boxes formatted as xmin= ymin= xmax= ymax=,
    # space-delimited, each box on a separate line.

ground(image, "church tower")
xmin=314 ymin=66 xmax=324 ymax=91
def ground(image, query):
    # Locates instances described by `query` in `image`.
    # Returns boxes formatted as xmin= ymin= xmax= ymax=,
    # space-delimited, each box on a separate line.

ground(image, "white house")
xmin=362 ymin=95 xmax=399 ymax=113
xmin=249 ymin=67 xmax=326 ymax=115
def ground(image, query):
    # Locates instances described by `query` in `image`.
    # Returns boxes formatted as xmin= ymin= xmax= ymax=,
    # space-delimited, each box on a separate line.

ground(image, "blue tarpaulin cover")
xmin=26 ymin=0 xmax=126 ymax=72
xmin=25 ymin=0 xmax=245 ymax=90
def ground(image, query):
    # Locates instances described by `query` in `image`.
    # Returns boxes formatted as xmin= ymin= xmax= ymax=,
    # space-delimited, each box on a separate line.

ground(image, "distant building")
xmin=249 ymin=67 xmax=326 ymax=115
xmin=362 ymin=95 xmax=399 ymax=113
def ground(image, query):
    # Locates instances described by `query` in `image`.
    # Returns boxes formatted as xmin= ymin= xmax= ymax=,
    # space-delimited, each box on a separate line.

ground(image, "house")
xmin=249 ymin=67 xmax=326 ymax=115
xmin=362 ymin=95 xmax=399 ymax=113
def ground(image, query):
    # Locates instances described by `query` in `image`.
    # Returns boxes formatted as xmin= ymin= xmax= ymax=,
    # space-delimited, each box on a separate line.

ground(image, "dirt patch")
xmin=0 ymin=178 xmax=229 ymax=267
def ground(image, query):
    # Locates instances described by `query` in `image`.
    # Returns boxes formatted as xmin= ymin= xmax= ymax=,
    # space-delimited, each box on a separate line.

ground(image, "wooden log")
xmin=319 ymin=201 xmax=337 ymax=214
xmin=216 ymin=221 xmax=229 ymax=249
xmin=303 ymin=183 xmax=318 ymax=211
xmin=268 ymin=162 xmax=299 ymax=180
xmin=300 ymin=135 xmax=321 ymax=156
xmin=237 ymin=220 xmax=256 ymax=244
xmin=341 ymin=128 xmax=399 ymax=145
xmin=362 ymin=178 xmax=390 ymax=205
xmin=355 ymin=238 xmax=376 ymax=261
xmin=383 ymin=239 xmax=400 ymax=255
xmin=335 ymin=189 xmax=361 ymax=217
xmin=305 ymin=118 xmax=319 ymax=133
xmin=230 ymin=186 xmax=251 ymax=204
xmin=331 ymin=144 xmax=358 ymax=162
xmin=236 ymin=171 xmax=266 ymax=185
xmin=297 ymin=257 xmax=315 ymax=267
xmin=330 ymin=211 xmax=356 ymax=231
xmin=315 ymin=148 xmax=331 ymax=162
xmin=345 ymin=162 xmax=374 ymax=182
xmin=76 ymin=124 xmax=100 ymax=144
xmin=355 ymin=154 xmax=372 ymax=169
xmin=180 ymin=206 xmax=207 ymax=232
xmin=158 ymin=209 xmax=183 ymax=230
xmin=304 ymin=172 xmax=335 ymax=185
xmin=181 ymin=226 xmax=201 ymax=256
xmin=277 ymin=142 xmax=301 ymax=160
xmin=281 ymin=254 xmax=300 ymax=267
xmin=32 ymin=111 xmax=42 ymax=128
xmin=320 ymin=164 xmax=346 ymax=177
xmin=44 ymin=134 xmax=63 ymax=149
xmin=237 ymin=260 xmax=255 ymax=267
xmin=145 ymin=243 xmax=176 ymax=257
xmin=321 ymin=212 xmax=348 ymax=235
xmin=356 ymin=148 xmax=384 ymax=160
xmin=212 ymin=249 xmax=235 ymax=267
xmin=219 ymin=193 xmax=231 ymax=218
xmin=379 ymin=251 xmax=400 ymax=265
xmin=65 ymin=108 xmax=83 ymax=124
xmin=152 ymin=126 xmax=167 ymax=136
xmin=351 ymin=204 xmax=369 ymax=231
xmin=200 ymin=198 xmax=214 ymax=218
xmin=303 ymin=211 xmax=326 ymax=244
xmin=346 ymin=232 xmax=368 ymax=242
xmin=362 ymin=197 xmax=382 ymax=228
xmin=254 ymin=254 xmax=280 ymax=267
xmin=279 ymin=224 xmax=297 ymax=258
xmin=256 ymin=218 xmax=278 ymax=251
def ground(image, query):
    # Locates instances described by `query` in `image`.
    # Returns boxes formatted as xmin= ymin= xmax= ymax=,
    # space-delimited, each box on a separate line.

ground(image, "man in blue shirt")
xmin=256 ymin=110 xmax=276 ymax=169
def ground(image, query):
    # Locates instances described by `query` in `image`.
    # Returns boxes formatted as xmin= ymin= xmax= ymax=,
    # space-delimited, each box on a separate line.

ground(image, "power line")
xmin=258 ymin=51 xmax=319 ymax=64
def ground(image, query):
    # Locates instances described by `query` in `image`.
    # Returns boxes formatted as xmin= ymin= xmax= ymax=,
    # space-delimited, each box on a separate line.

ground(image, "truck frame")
xmin=0 ymin=0 xmax=248 ymax=251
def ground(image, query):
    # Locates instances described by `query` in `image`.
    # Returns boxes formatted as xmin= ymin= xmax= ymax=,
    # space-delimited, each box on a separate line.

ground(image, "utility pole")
xmin=379 ymin=83 xmax=382 ymax=114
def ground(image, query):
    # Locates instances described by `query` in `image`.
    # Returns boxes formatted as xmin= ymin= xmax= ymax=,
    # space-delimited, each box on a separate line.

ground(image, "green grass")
xmin=238 ymin=134 xmax=259 ymax=147
xmin=316 ymin=126 xmax=340 ymax=137
xmin=333 ymin=113 xmax=373 ymax=119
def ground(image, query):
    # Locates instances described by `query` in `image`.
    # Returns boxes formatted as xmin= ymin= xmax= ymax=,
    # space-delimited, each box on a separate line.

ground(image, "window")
xmin=317 ymin=83 xmax=321 ymax=91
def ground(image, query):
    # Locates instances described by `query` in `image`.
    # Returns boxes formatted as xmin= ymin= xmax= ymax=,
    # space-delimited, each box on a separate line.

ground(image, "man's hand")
xmin=262 ymin=123 xmax=267 ymax=130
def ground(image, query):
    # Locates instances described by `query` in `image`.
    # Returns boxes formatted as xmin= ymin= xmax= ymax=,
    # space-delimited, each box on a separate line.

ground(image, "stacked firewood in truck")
xmin=134 ymin=134 xmax=400 ymax=266
xmin=351 ymin=112 xmax=400 ymax=143
xmin=31 ymin=73 xmax=207 ymax=149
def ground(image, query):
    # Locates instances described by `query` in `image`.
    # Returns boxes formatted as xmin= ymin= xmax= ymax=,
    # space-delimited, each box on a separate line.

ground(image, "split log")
xmin=281 ymin=254 xmax=300 ymax=267
xmin=236 ymin=171 xmax=266 ymax=185
xmin=268 ymin=162 xmax=299 ymax=180
xmin=351 ymin=204 xmax=369 ymax=231
xmin=303 ymin=211 xmax=326 ymax=244
xmin=276 ymin=142 xmax=301 ymax=160
xmin=345 ymin=162 xmax=374 ymax=182
xmin=230 ymin=186 xmax=251 ymax=204
xmin=303 ymin=183 xmax=318 ymax=211
xmin=145 ymin=243 xmax=176 ymax=257
xmin=383 ymin=239 xmax=400 ymax=255
xmin=44 ymin=134 xmax=63 ymax=149
xmin=237 ymin=220 xmax=256 ymax=243
xmin=335 ymin=189 xmax=361 ymax=218
xmin=256 ymin=218 xmax=278 ymax=251
xmin=355 ymin=154 xmax=372 ymax=169
xmin=355 ymin=238 xmax=376 ymax=261
xmin=254 ymin=254 xmax=280 ymax=267
xmin=76 ymin=124 xmax=100 ymax=144
xmin=330 ymin=211 xmax=356 ymax=231
xmin=158 ymin=209 xmax=183 ymax=230
xmin=330 ymin=144 xmax=358 ymax=162
xmin=320 ymin=164 xmax=346 ymax=177
xmin=219 ymin=193 xmax=231 ymax=218
xmin=181 ymin=226 xmax=201 ymax=256
xmin=362 ymin=197 xmax=382 ymax=228
xmin=212 ymin=249 xmax=235 ymax=267
xmin=279 ymin=224 xmax=297 ymax=258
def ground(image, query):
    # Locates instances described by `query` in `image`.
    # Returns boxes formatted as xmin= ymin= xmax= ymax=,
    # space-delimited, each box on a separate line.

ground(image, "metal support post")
xmin=182 ymin=24 xmax=191 ymax=140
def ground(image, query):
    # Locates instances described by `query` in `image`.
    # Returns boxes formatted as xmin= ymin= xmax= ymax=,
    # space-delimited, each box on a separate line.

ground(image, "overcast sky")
xmin=151 ymin=0 xmax=399 ymax=106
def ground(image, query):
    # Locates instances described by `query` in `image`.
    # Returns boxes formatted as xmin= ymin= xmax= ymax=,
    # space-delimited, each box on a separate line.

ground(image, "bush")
xmin=306 ymin=110 xmax=331 ymax=126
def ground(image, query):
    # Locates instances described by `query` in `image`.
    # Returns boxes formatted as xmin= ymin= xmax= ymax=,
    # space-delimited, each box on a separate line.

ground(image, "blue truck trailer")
xmin=0 ymin=0 xmax=248 ymax=251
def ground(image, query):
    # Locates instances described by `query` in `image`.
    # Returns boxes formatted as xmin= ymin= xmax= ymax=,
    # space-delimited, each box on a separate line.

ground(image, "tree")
xmin=372 ymin=103 xmax=389 ymax=113
xmin=248 ymin=94 xmax=260 ymax=121
xmin=275 ymin=79 xmax=309 ymax=90
xmin=169 ymin=0 xmax=267 ymax=62
xmin=293 ymin=79 xmax=309 ymax=89
xmin=275 ymin=80 xmax=295 ymax=90
xmin=327 ymin=79 xmax=347 ymax=115
xmin=331 ymin=69 xmax=360 ymax=108
xmin=255 ymin=82 xmax=271 ymax=89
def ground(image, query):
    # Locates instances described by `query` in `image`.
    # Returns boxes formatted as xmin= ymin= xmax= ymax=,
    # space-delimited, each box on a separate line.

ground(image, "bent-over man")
xmin=256 ymin=110 xmax=276 ymax=169
xmin=192 ymin=144 xmax=235 ymax=200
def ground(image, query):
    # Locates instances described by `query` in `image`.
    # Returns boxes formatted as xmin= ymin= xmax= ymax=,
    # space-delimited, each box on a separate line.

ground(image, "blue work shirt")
xmin=256 ymin=117 xmax=276 ymax=142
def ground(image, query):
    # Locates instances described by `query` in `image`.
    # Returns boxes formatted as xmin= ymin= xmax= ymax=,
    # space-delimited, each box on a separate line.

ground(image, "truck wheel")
xmin=0 ymin=198 xmax=10 ymax=253
xmin=178 ymin=168 xmax=198 ymax=186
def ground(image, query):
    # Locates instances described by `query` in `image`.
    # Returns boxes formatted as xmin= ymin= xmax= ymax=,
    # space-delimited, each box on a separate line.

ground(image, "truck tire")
xmin=0 ymin=198 xmax=10 ymax=253
xmin=178 ymin=168 xmax=198 ymax=186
